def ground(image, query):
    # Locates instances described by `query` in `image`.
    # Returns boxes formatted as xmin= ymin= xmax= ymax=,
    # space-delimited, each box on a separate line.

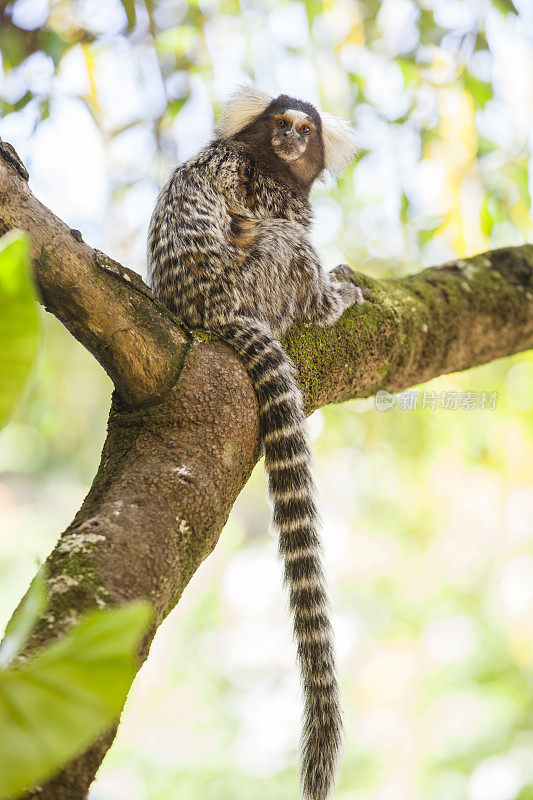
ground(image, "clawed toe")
xmin=332 ymin=265 xmax=365 ymax=306
xmin=353 ymin=286 xmax=364 ymax=305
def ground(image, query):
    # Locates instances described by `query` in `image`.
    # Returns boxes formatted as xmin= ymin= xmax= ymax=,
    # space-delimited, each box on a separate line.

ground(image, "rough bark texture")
xmin=0 ymin=140 xmax=188 ymax=407
xmin=0 ymin=141 xmax=532 ymax=800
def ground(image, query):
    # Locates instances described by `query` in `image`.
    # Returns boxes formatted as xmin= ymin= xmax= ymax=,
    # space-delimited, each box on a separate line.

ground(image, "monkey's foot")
xmin=331 ymin=264 xmax=365 ymax=305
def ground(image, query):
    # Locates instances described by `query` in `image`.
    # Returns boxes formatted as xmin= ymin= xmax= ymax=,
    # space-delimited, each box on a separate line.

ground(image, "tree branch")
xmin=285 ymin=246 xmax=533 ymax=412
xmin=0 ymin=140 xmax=531 ymax=799
xmin=0 ymin=140 xmax=188 ymax=407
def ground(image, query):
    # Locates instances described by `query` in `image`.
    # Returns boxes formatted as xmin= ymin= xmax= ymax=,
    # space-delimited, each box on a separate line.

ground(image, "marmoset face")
xmin=232 ymin=93 xmax=327 ymax=189
xmin=270 ymin=110 xmax=317 ymax=163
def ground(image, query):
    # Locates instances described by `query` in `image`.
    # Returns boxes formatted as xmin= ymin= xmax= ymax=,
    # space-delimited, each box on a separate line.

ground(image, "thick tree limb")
xmin=0 ymin=140 xmax=188 ymax=407
xmin=287 ymin=244 xmax=533 ymax=411
xmin=0 ymin=141 xmax=532 ymax=800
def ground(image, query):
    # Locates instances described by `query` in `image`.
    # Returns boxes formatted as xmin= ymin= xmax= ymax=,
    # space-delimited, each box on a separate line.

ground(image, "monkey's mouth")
xmin=271 ymin=137 xmax=305 ymax=163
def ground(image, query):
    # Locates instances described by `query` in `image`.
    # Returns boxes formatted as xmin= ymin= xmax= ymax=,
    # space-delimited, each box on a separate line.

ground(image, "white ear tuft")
xmin=215 ymin=85 xmax=274 ymax=139
xmin=320 ymin=112 xmax=358 ymax=176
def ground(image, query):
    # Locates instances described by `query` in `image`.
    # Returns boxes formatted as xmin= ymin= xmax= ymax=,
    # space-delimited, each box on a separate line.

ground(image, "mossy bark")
xmin=285 ymin=246 xmax=533 ymax=411
xmin=0 ymin=141 xmax=532 ymax=799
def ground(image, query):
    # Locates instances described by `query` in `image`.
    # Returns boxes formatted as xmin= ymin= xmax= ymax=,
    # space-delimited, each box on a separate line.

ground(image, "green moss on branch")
xmin=285 ymin=244 xmax=533 ymax=412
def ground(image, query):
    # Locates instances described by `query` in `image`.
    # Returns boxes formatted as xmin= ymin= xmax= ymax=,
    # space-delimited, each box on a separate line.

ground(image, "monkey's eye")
xmin=276 ymin=118 xmax=287 ymax=128
xmin=300 ymin=124 xmax=311 ymax=134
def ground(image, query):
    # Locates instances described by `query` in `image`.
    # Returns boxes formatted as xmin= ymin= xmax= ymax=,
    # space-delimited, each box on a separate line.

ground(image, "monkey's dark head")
xmin=215 ymin=86 xmax=358 ymax=192
xmin=265 ymin=95 xmax=323 ymax=181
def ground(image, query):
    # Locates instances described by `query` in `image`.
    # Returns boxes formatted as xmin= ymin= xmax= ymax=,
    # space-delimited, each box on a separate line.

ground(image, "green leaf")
xmin=220 ymin=0 xmax=240 ymax=12
xmin=167 ymin=97 xmax=188 ymax=118
xmin=397 ymin=58 xmax=418 ymax=86
xmin=0 ymin=602 xmax=152 ymax=799
xmin=13 ymin=91 xmax=34 ymax=113
xmin=39 ymin=98 xmax=51 ymax=122
xmin=0 ymin=232 xmax=41 ymax=429
xmin=417 ymin=218 xmax=446 ymax=248
xmin=0 ymin=93 xmax=35 ymax=116
xmin=477 ymin=136 xmax=498 ymax=156
xmin=480 ymin=195 xmax=503 ymax=237
xmin=38 ymin=31 xmax=71 ymax=68
xmin=474 ymin=32 xmax=489 ymax=51
xmin=156 ymin=25 xmax=197 ymax=54
xmin=400 ymin=192 xmax=409 ymax=225
xmin=0 ymin=572 xmax=47 ymax=668
xmin=304 ymin=0 xmax=323 ymax=24
xmin=418 ymin=10 xmax=447 ymax=44
xmin=119 ymin=0 xmax=136 ymax=30
xmin=0 ymin=25 xmax=27 ymax=70
xmin=463 ymin=71 xmax=493 ymax=109
xmin=491 ymin=0 xmax=518 ymax=13
xmin=509 ymin=162 xmax=531 ymax=206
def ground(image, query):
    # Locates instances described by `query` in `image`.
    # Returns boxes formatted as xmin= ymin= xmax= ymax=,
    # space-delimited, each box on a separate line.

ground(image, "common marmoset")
xmin=147 ymin=86 xmax=363 ymax=800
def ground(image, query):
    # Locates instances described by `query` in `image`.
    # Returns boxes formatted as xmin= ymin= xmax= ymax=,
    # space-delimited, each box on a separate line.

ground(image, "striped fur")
xmin=218 ymin=317 xmax=342 ymax=800
xmin=147 ymin=89 xmax=363 ymax=800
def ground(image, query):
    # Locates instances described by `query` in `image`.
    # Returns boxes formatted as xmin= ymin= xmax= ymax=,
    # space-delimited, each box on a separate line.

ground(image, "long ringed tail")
xmin=217 ymin=317 xmax=343 ymax=800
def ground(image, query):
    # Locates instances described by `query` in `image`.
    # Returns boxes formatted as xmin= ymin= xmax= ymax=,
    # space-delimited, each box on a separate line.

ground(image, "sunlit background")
xmin=1 ymin=0 xmax=533 ymax=798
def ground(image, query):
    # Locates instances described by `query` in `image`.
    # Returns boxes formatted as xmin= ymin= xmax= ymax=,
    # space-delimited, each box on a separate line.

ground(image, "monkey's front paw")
xmin=332 ymin=264 xmax=365 ymax=306
xmin=338 ymin=281 xmax=364 ymax=307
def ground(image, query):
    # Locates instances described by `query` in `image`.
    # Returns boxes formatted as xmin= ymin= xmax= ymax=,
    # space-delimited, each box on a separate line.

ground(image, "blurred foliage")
xmin=0 ymin=592 xmax=151 ymax=799
xmin=0 ymin=1 xmax=532 ymax=800
xmin=0 ymin=232 xmax=40 ymax=429
xmin=1 ymin=0 xmax=531 ymax=271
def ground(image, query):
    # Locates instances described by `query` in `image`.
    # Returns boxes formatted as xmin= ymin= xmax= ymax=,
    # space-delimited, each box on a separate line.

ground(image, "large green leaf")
xmin=0 ymin=573 xmax=47 ymax=669
xmin=0 ymin=232 xmax=40 ymax=429
xmin=0 ymin=602 xmax=152 ymax=799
